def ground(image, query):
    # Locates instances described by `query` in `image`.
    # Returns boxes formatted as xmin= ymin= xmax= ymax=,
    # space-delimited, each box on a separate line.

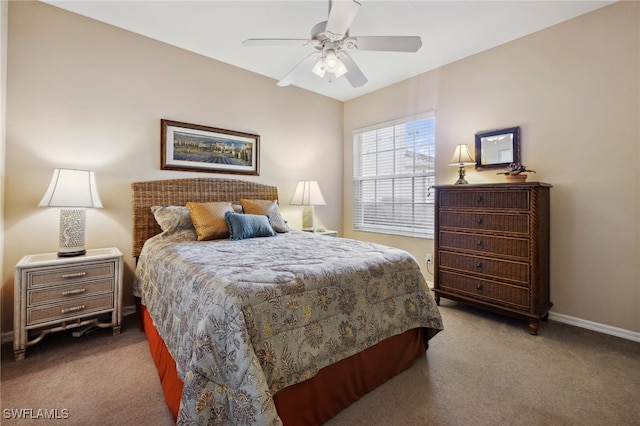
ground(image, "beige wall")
xmin=2 ymin=1 xmax=343 ymax=333
xmin=343 ymin=1 xmax=640 ymax=333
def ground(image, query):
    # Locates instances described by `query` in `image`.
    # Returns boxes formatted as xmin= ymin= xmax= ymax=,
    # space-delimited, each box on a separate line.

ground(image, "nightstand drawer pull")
xmin=476 ymin=240 xmax=483 ymax=248
xmin=61 ymin=288 xmax=86 ymax=296
xmin=476 ymin=261 xmax=483 ymax=269
xmin=476 ymin=217 xmax=483 ymax=225
xmin=61 ymin=272 xmax=87 ymax=279
xmin=61 ymin=305 xmax=86 ymax=314
xmin=476 ymin=195 xmax=484 ymax=205
xmin=476 ymin=283 xmax=483 ymax=291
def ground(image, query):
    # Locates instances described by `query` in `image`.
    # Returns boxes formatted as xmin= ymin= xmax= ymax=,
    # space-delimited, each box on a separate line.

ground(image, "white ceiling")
xmin=42 ymin=0 xmax=614 ymax=102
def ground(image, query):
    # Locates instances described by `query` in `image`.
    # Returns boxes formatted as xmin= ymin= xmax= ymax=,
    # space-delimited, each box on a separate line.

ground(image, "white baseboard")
xmin=1 ymin=304 xmax=138 ymax=345
xmin=548 ymin=312 xmax=640 ymax=342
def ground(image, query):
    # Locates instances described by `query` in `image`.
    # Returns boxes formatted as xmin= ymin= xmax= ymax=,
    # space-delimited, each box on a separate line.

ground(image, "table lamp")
xmin=38 ymin=168 xmax=103 ymax=257
xmin=289 ymin=180 xmax=326 ymax=232
xmin=449 ymin=144 xmax=475 ymax=185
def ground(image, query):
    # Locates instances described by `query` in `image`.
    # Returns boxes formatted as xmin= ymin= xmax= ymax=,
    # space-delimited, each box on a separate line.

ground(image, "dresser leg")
xmin=528 ymin=320 xmax=539 ymax=335
xmin=14 ymin=349 xmax=25 ymax=362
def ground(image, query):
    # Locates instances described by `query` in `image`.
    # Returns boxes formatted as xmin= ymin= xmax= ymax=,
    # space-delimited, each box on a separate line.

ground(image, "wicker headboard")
xmin=131 ymin=178 xmax=279 ymax=257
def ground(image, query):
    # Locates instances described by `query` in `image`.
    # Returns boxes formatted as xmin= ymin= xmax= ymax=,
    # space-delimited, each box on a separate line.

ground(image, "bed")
xmin=131 ymin=178 xmax=443 ymax=425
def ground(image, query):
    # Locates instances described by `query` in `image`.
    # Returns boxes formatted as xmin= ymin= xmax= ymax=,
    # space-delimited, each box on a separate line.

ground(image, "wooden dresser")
xmin=433 ymin=182 xmax=552 ymax=334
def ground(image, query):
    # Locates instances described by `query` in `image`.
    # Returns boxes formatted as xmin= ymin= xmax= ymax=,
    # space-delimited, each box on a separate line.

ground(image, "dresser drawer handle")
xmin=476 ymin=262 xmax=483 ymax=269
xmin=476 ymin=196 xmax=484 ymax=205
xmin=476 ymin=217 xmax=484 ymax=225
xmin=476 ymin=283 xmax=483 ymax=291
xmin=61 ymin=288 xmax=86 ymax=296
xmin=61 ymin=305 xmax=86 ymax=314
xmin=476 ymin=240 xmax=483 ymax=248
xmin=61 ymin=272 xmax=87 ymax=279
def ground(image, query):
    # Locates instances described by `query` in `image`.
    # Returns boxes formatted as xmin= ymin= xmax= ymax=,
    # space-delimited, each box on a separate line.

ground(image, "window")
xmin=353 ymin=113 xmax=436 ymax=238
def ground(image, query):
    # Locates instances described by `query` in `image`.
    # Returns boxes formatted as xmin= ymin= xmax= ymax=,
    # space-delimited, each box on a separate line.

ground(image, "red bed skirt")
xmin=140 ymin=303 xmax=425 ymax=425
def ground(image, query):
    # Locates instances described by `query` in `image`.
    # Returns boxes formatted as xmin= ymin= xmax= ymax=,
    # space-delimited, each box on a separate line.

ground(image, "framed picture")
xmin=474 ymin=126 xmax=520 ymax=170
xmin=161 ymin=119 xmax=259 ymax=175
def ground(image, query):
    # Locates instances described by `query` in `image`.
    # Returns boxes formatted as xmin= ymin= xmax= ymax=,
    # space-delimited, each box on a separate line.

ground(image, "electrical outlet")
xmin=426 ymin=253 xmax=433 ymax=264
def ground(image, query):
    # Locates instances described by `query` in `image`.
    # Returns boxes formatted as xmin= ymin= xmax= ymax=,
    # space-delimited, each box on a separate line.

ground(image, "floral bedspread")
xmin=134 ymin=230 xmax=443 ymax=425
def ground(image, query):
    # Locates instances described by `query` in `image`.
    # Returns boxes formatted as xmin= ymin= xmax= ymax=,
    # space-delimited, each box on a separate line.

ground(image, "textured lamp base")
xmin=58 ymin=208 xmax=87 ymax=257
xmin=301 ymin=205 xmax=315 ymax=232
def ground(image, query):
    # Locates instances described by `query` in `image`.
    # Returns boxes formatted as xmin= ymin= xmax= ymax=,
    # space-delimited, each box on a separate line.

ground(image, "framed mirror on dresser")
xmin=475 ymin=126 xmax=520 ymax=170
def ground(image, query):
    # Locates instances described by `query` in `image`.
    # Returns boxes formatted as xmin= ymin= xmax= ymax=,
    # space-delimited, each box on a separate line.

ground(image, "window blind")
xmin=353 ymin=113 xmax=435 ymax=238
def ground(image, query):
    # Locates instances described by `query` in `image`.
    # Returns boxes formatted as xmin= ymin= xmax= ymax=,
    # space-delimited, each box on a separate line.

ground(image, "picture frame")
xmin=161 ymin=119 xmax=259 ymax=175
xmin=474 ymin=126 xmax=520 ymax=170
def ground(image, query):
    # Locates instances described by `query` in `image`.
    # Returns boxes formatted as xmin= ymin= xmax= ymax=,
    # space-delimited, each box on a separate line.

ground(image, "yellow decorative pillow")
xmin=186 ymin=202 xmax=233 ymax=241
xmin=240 ymin=199 xmax=289 ymax=233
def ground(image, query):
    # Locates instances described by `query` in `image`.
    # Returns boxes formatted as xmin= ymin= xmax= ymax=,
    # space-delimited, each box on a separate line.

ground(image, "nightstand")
xmin=13 ymin=247 xmax=123 ymax=361
xmin=315 ymin=230 xmax=338 ymax=237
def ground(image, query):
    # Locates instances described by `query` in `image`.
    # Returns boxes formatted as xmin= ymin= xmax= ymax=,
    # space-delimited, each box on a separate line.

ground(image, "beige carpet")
xmin=2 ymin=300 xmax=639 ymax=425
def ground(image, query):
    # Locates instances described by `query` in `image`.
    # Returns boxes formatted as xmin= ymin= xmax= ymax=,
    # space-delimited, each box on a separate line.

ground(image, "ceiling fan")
xmin=242 ymin=0 xmax=422 ymax=88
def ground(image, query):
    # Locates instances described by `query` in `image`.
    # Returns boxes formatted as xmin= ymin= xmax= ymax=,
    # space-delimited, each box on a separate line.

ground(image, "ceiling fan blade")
xmin=339 ymin=51 xmax=367 ymax=88
xmin=243 ymin=38 xmax=313 ymax=47
xmin=277 ymin=52 xmax=321 ymax=87
xmin=325 ymin=0 xmax=361 ymax=40
xmin=350 ymin=36 xmax=423 ymax=52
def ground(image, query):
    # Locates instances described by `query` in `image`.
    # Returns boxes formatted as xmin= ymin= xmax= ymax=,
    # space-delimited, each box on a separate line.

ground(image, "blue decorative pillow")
xmin=224 ymin=211 xmax=277 ymax=241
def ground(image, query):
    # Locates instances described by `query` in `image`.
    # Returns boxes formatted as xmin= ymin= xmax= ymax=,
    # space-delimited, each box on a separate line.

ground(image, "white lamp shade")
xmin=326 ymin=50 xmax=338 ymax=69
xmin=38 ymin=169 xmax=103 ymax=208
xmin=449 ymin=144 xmax=475 ymax=166
xmin=332 ymin=58 xmax=348 ymax=78
xmin=312 ymin=60 xmax=326 ymax=78
xmin=289 ymin=180 xmax=326 ymax=206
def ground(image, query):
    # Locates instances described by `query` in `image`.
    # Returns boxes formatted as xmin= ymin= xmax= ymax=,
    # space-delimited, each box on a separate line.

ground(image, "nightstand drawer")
xmin=27 ymin=262 xmax=115 ymax=288
xmin=439 ymin=212 xmax=530 ymax=234
xmin=439 ymin=270 xmax=529 ymax=309
xmin=439 ymin=231 xmax=530 ymax=260
xmin=28 ymin=278 xmax=114 ymax=306
xmin=439 ymin=251 xmax=530 ymax=285
xmin=27 ymin=294 xmax=114 ymax=326
xmin=438 ymin=190 xmax=530 ymax=210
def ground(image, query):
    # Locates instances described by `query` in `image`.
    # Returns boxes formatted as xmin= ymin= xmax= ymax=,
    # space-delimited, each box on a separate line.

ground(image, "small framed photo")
xmin=161 ymin=119 xmax=259 ymax=175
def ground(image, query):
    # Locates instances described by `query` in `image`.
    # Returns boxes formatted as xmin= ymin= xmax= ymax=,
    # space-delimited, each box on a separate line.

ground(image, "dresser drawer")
xmin=438 ymin=270 xmax=530 ymax=310
xmin=439 ymin=211 xmax=530 ymax=235
xmin=27 ymin=262 xmax=115 ymax=289
xmin=26 ymin=294 xmax=114 ymax=326
xmin=28 ymin=278 xmax=114 ymax=306
xmin=438 ymin=189 xmax=530 ymax=210
xmin=439 ymin=231 xmax=530 ymax=260
xmin=439 ymin=251 xmax=530 ymax=285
